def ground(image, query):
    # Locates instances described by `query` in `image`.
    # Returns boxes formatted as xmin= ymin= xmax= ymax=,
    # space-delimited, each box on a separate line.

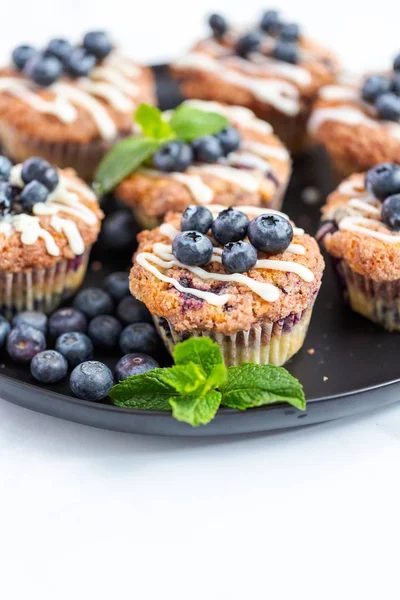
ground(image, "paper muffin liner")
xmin=153 ymin=303 xmax=315 ymax=367
xmin=0 ymin=248 xmax=91 ymax=319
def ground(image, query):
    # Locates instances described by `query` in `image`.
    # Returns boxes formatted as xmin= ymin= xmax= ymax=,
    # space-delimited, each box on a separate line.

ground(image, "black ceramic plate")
xmin=1 ymin=65 xmax=400 ymax=437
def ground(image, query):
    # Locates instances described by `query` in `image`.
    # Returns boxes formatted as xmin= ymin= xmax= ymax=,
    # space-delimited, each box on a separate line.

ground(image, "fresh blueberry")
xmin=73 ymin=287 xmax=114 ymax=318
xmin=20 ymin=180 xmax=49 ymax=211
xmin=0 ymin=181 xmax=13 ymax=216
xmin=21 ymin=157 xmax=59 ymax=191
xmin=11 ymin=45 xmax=37 ymax=71
xmin=215 ymin=127 xmax=241 ymax=155
xmin=12 ymin=311 xmax=47 ymax=334
xmin=6 ymin=324 xmax=46 ymax=363
xmin=99 ymin=210 xmax=139 ymax=252
xmin=115 ymin=353 xmax=159 ymax=381
xmin=104 ymin=271 xmax=130 ymax=301
xmin=119 ymin=323 xmax=159 ymax=355
xmin=381 ymin=194 xmax=400 ymax=231
xmin=152 ymin=141 xmax=193 ymax=172
xmin=260 ymin=10 xmax=281 ymax=34
xmin=222 ymin=241 xmax=258 ymax=274
xmin=64 ymin=48 xmax=97 ymax=78
xmin=70 ymin=361 xmax=114 ymax=401
xmin=172 ymin=231 xmax=213 ymax=266
xmin=235 ymin=32 xmax=261 ymax=58
xmin=24 ymin=54 xmax=63 ymax=86
xmin=88 ymin=315 xmax=122 ymax=349
xmin=208 ymin=13 xmax=228 ymax=38
xmin=31 ymin=350 xmax=68 ymax=384
xmin=45 ymin=38 xmax=73 ymax=61
xmin=55 ymin=331 xmax=93 ymax=368
xmin=393 ymin=53 xmax=400 ymax=72
xmin=83 ymin=30 xmax=113 ymax=60
xmin=48 ymin=307 xmax=87 ymax=337
xmin=365 ymin=163 xmax=400 ymax=200
xmin=211 ymin=207 xmax=250 ymax=245
xmin=0 ymin=316 xmax=11 ymax=349
xmin=361 ymin=75 xmax=392 ymax=104
xmin=392 ymin=75 xmax=400 ymax=96
xmin=192 ymin=135 xmax=223 ymax=163
xmin=376 ymin=93 xmax=400 ymax=121
xmin=0 ymin=155 xmax=12 ymax=181
xmin=280 ymin=23 xmax=300 ymax=42
xmin=273 ymin=41 xmax=298 ymax=64
xmin=248 ymin=214 xmax=293 ymax=254
xmin=116 ymin=296 xmax=152 ymax=325
xmin=181 ymin=205 xmax=214 ymax=234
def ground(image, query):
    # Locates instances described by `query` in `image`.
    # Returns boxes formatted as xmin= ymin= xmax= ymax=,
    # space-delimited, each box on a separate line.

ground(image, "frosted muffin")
xmin=318 ymin=163 xmax=400 ymax=331
xmin=0 ymin=155 xmax=102 ymax=317
xmin=171 ymin=11 xmax=339 ymax=152
xmin=0 ymin=31 xmax=155 ymax=180
xmin=130 ymin=204 xmax=324 ymax=366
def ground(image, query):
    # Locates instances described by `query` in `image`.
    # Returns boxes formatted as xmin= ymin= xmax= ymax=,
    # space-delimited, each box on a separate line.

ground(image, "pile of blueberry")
xmin=208 ymin=10 xmax=301 ymax=65
xmin=0 ymin=272 xmax=162 ymax=401
xmin=172 ymin=205 xmax=294 ymax=273
xmin=11 ymin=31 xmax=113 ymax=87
xmin=365 ymin=163 xmax=400 ymax=230
xmin=152 ymin=126 xmax=241 ymax=172
xmin=0 ymin=155 xmax=59 ymax=216
xmin=361 ymin=56 xmax=400 ymax=122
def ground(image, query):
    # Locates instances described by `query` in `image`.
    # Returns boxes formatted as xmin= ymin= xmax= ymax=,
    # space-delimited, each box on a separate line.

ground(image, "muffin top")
xmin=130 ymin=205 xmax=324 ymax=335
xmin=0 ymin=156 xmax=102 ymax=272
xmin=320 ymin=163 xmax=400 ymax=281
xmin=0 ymin=31 xmax=155 ymax=144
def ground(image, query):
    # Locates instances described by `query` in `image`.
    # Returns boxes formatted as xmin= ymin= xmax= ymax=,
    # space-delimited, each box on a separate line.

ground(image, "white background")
xmin=1 ymin=1 xmax=400 ymax=598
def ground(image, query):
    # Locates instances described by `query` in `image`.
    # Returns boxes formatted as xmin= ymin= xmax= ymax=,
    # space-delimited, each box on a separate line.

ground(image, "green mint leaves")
xmin=109 ymin=337 xmax=306 ymax=427
xmin=93 ymin=103 xmax=229 ymax=196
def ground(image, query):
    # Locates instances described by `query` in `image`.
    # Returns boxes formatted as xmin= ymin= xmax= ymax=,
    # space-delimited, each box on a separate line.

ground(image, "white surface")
xmin=1 ymin=1 xmax=400 ymax=597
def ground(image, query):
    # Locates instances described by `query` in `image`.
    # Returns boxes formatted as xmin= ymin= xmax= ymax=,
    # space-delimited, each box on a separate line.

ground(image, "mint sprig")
xmin=109 ymin=337 xmax=306 ymax=427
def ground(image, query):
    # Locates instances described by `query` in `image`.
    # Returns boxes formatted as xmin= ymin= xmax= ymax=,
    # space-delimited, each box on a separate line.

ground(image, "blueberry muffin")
xmin=171 ymin=11 xmax=339 ymax=152
xmin=309 ymin=53 xmax=400 ymax=179
xmin=0 ymin=155 xmax=102 ymax=317
xmin=130 ymin=204 xmax=324 ymax=366
xmin=318 ymin=163 xmax=400 ymax=331
xmin=0 ymin=32 xmax=155 ymax=180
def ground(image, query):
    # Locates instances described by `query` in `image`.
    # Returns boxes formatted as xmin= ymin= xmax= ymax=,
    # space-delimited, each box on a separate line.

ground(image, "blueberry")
xmin=172 ymin=231 xmax=213 ymax=266
xmin=280 ymin=23 xmax=300 ymax=42
xmin=215 ymin=127 xmax=241 ymax=155
xmin=88 ymin=315 xmax=122 ymax=349
xmin=70 ymin=361 xmax=114 ymax=401
xmin=365 ymin=163 xmax=400 ymax=200
xmin=361 ymin=75 xmax=392 ymax=104
xmin=119 ymin=323 xmax=159 ymax=355
xmin=393 ymin=53 xmax=400 ymax=72
xmin=0 ymin=181 xmax=12 ymax=216
xmin=152 ymin=141 xmax=193 ymax=172
xmin=192 ymin=135 xmax=223 ymax=163
xmin=381 ymin=194 xmax=400 ymax=231
xmin=64 ymin=48 xmax=96 ymax=78
xmin=376 ymin=93 xmax=400 ymax=121
xmin=208 ymin=13 xmax=228 ymax=38
xmin=248 ymin=214 xmax=293 ymax=254
xmin=7 ymin=324 xmax=46 ymax=363
xmin=20 ymin=180 xmax=49 ymax=211
xmin=12 ymin=311 xmax=47 ymax=334
xmin=222 ymin=241 xmax=258 ymax=274
xmin=24 ymin=54 xmax=63 ymax=86
xmin=48 ymin=307 xmax=87 ymax=337
xmin=55 ymin=331 xmax=93 ymax=368
xmin=83 ymin=30 xmax=113 ymax=60
xmin=11 ymin=45 xmax=37 ymax=71
xmin=104 ymin=271 xmax=130 ymax=301
xmin=181 ymin=205 xmax=214 ymax=234
xmin=0 ymin=316 xmax=11 ymax=349
xmin=31 ymin=350 xmax=68 ymax=384
xmin=21 ymin=157 xmax=59 ymax=191
xmin=45 ymin=38 xmax=73 ymax=61
xmin=260 ymin=10 xmax=281 ymax=34
xmin=99 ymin=210 xmax=139 ymax=252
xmin=392 ymin=75 xmax=400 ymax=96
xmin=211 ymin=207 xmax=250 ymax=245
xmin=116 ymin=296 xmax=152 ymax=325
xmin=73 ymin=287 xmax=114 ymax=318
xmin=115 ymin=353 xmax=159 ymax=381
xmin=273 ymin=41 xmax=298 ymax=64
xmin=236 ymin=32 xmax=261 ymax=58
xmin=0 ymin=155 xmax=12 ymax=181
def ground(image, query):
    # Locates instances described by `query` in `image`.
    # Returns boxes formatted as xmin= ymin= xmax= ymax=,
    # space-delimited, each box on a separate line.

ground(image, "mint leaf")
xmin=134 ymin=103 xmax=175 ymax=140
xmin=109 ymin=369 xmax=177 ymax=410
xmin=93 ymin=137 xmax=160 ymax=195
xmin=160 ymin=362 xmax=206 ymax=395
xmin=169 ymin=390 xmax=222 ymax=426
xmin=221 ymin=364 xmax=306 ymax=411
xmin=169 ymin=105 xmax=229 ymax=142
xmin=173 ymin=337 xmax=224 ymax=378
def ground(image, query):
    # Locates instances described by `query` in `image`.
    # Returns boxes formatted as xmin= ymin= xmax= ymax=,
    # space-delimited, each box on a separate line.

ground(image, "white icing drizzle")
xmin=77 ymin=79 xmax=134 ymax=112
xmin=319 ymin=85 xmax=359 ymax=101
xmin=182 ymin=99 xmax=274 ymax=134
xmin=139 ymin=168 xmax=214 ymax=205
xmin=90 ymin=66 xmax=140 ymax=96
xmin=105 ymin=54 xmax=141 ymax=78
xmin=12 ymin=214 xmax=60 ymax=256
xmin=225 ymin=151 xmax=270 ymax=172
xmin=241 ymin=139 xmax=290 ymax=161
xmin=192 ymin=165 xmax=260 ymax=191
xmin=348 ymin=198 xmax=381 ymax=216
xmin=339 ymin=216 xmax=400 ymax=243
xmin=50 ymin=215 xmax=85 ymax=255
xmin=235 ymin=53 xmax=312 ymax=87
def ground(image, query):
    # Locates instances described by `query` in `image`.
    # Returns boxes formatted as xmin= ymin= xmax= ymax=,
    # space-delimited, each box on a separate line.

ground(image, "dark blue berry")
xmin=376 ymin=93 xmax=400 ymax=121
xmin=83 ymin=30 xmax=113 ymax=60
xmin=11 ymin=45 xmax=37 ymax=71
xmin=192 ymin=135 xmax=223 ymax=163
xmin=172 ymin=231 xmax=213 ymax=266
xmin=280 ymin=23 xmax=300 ymax=42
xmin=88 ymin=315 xmax=122 ymax=349
xmin=21 ymin=157 xmax=59 ymax=191
xmin=116 ymin=296 xmax=152 ymax=325
xmin=45 ymin=38 xmax=73 ymax=61
xmin=73 ymin=287 xmax=114 ymax=318
xmin=55 ymin=331 xmax=93 ymax=368
xmin=260 ymin=10 xmax=281 ymax=34
xmin=381 ymin=194 xmax=400 ymax=231
xmin=31 ymin=350 xmax=68 ymax=384
xmin=12 ymin=311 xmax=47 ymax=334
xmin=392 ymin=75 xmax=400 ymax=96
xmin=208 ymin=13 xmax=228 ymax=38
xmin=365 ymin=163 xmax=400 ymax=200
xmin=0 ymin=181 xmax=12 ymax=216
xmin=7 ymin=324 xmax=46 ymax=363
xmin=216 ymin=127 xmax=241 ymax=155
xmin=70 ymin=361 xmax=114 ymax=401
xmin=115 ymin=353 xmax=159 ymax=381
xmin=211 ymin=207 xmax=250 ymax=245
xmin=273 ymin=41 xmax=298 ymax=64
xmin=104 ymin=271 xmax=130 ymax=301
xmin=222 ymin=241 xmax=258 ymax=273
xmin=152 ymin=142 xmax=193 ymax=172
xmin=0 ymin=155 xmax=12 ymax=181
xmin=65 ymin=48 xmax=96 ymax=78
xmin=181 ymin=205 xmax=214 ymax=234
xmin=248 ymin=214 xmax=293 ymax=254
xmin=100 ymin=210 xmax=139 ymax=251
xmin=24 ymin=54 xmax=63 ymax=86
xmin=0 ymin=316 xmax=11 ymax=349
xmin=20 ymin=180 xmax=49 ymax=211
xmin=236 ymin=32 xmax=261 ymax=58
xmin=361 ymin=75 xmax=392 ymax=104
xmin=393 ymin=53 xmax=400 ymax=72
xmin=48 ymin=307 xmax=87 ymax=337
xmin=119 ymin=323 xmax=159 ymax=355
